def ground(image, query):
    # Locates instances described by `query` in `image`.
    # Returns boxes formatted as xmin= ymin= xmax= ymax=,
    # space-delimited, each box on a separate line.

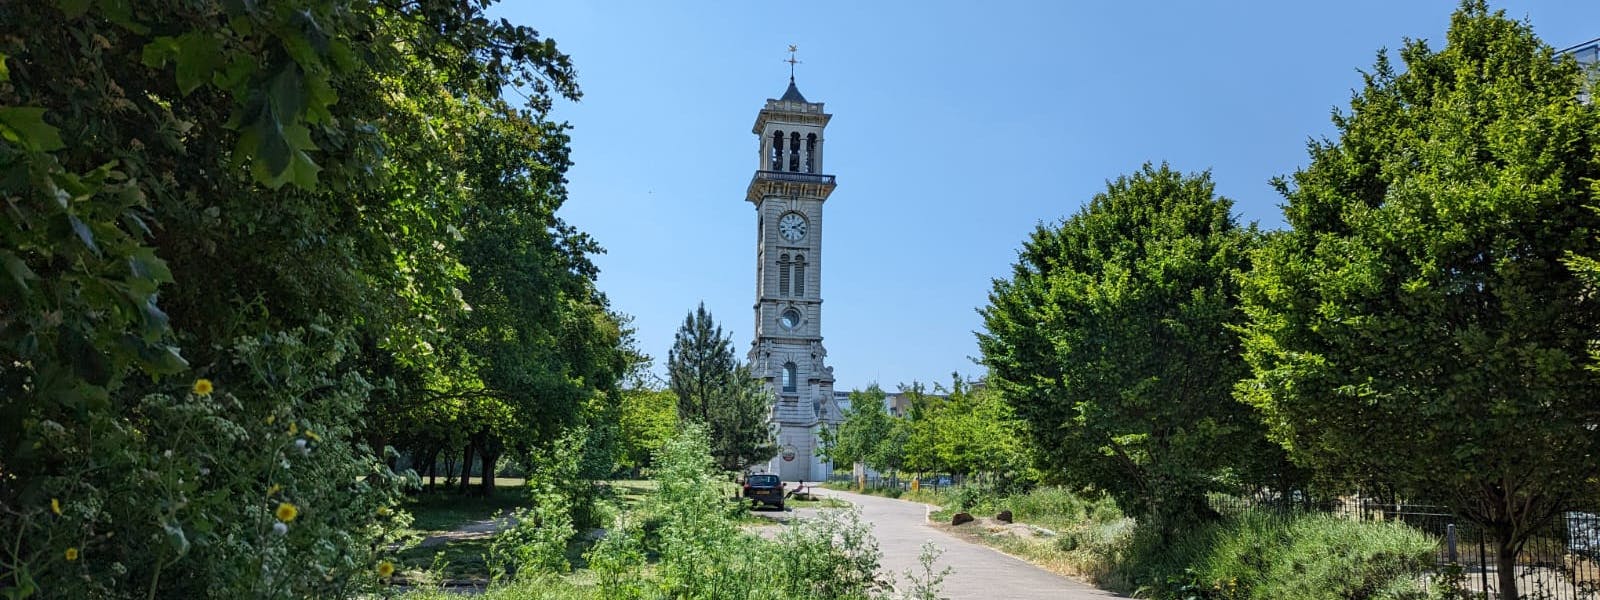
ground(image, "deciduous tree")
xmin=1237 ymin=4 xmax=1600 ymax=596
xmin=981 ymin=164 xmax=1290 ymax=534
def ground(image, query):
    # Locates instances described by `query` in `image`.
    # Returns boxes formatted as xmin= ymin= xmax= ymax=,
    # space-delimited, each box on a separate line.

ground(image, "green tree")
xmin=933 ymin=380 xmax=1026 ymax=482
xmin=820 ymin=386 xmax=894 ymax=469
xmin=898 ymin=382 xmax=946 ymax=475
xmin=980 ymin=164 xmax=1290 ymax=534
xmin=668 ymin=303 xmax=736 ymax=423
xmin=618 ymin=388 xmax=680 ymax=471
xmin=0 ymin=0 xmax=618 ymax=595
xmin=708 ymin=368 xmax=780 ymax=472
xmin=666 ymin=304 xmax=776 ymax=472
xmin=1237 ymin=4 xmax=1600 ymax=596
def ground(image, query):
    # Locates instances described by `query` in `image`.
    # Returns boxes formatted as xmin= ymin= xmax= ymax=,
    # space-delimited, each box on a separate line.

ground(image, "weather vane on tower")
xmin=785 ymin=44 xmax=801 ymax=82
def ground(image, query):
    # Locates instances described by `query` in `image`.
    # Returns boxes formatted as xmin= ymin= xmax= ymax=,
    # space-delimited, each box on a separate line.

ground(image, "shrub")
xmin=1124 ymin=509 xmax=1438 ymax=599
xmin=3 ymin=326 xmax=412 ymax=598
xmin=772 ymin=507 xmax=884 ymax=599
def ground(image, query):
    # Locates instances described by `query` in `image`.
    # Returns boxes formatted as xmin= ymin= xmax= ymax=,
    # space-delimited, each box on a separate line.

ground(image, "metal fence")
xmin=825 ymin=472 xmax=958 ymax=493
xmin=1210 ymin=496 xmax=1600 ymax=599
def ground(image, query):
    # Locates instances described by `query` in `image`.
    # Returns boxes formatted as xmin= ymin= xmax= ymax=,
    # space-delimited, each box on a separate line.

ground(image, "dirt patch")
xmin=417 ymin=513 xmax=516 ymax=548
xmin=947 ymin=516 xmax=1043 ymax=540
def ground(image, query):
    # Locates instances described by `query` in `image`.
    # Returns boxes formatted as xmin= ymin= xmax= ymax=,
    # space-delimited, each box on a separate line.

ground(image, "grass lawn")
xmin=405 ymin=483 xmax=531 ymax=532
xmin=395 ymin=482 xmax=534 ymax=582
xmin=602 ymin=479 xmax=656 ymax=512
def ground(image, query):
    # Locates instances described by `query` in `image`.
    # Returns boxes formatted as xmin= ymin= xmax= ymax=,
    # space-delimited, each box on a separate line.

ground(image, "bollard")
xmin=1446 ymin=523 xmax=1458 ymax=564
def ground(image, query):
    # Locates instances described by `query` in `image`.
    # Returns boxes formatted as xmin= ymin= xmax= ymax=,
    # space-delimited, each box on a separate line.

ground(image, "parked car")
xmin=742 ymin=473 xmax=785 ymax=510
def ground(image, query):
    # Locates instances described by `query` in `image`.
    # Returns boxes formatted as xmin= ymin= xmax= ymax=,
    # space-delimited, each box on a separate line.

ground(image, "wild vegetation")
xmin=5 ymin=0 xmax=1598 ymax=599
xmin=0 ymin=1 xmax=632 ymax=596
xmin=822 ymin=377 xmax=1028 ymax=490
xmin=399 ymin=426 xmax=946 ymax=600
xmin=964 ymin=3 xmax=1600 ymax=599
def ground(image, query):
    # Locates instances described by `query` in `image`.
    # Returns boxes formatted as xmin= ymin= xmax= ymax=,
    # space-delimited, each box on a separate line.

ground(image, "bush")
xmin=1124 ymin=510 xmax=1439 ymax=600
xmin=3 ymin=326 xmax=412 ymax=598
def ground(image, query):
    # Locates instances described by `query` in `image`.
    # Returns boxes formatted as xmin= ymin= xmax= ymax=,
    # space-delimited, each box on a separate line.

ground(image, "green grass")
xmin=395 ymin=575 xmax=603 ymax=599
xmin=918 ymin=484 xmax=1442 ymax=600
xmin=785 ymin=496 xmax=850 ymax=509
xmin=396 ymin=537 xmax=495 ymax=582
xmin=602 ymin=479 xmax=657 ymax=512
xmin=404 ymin=486 xmax=532 ymax=532
xmin=394 ymin=482 xmax=538 ymax=582
xmin=821 ymin=480 xmax=953 ymax=506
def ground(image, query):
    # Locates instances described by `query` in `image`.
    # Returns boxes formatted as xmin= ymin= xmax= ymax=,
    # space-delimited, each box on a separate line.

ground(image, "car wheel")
xmin=777 ymin=502 xmax=786 ymax=511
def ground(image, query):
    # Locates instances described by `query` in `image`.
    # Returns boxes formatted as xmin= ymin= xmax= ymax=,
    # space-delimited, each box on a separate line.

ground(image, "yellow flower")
xmin=288 ymin=422 xmax=298 ymax=436
xmin=304 ymin=429 xmax=320 ymax=442
xmin=376 ymin=506 xmax=392 ymax=518
xmin=51 ymin=498 xmax=61 ymax=516
xmin=64 ymin=547 xmax=78 ymax=561
xmin=265 ymin=414 xmax=275 ymax=425
xmin=267 ymin=484 xmax=282 ymax=497
xmin=376 ymin=560 xmax=395 ymax=579
xmin=275 ymin=502 xmax=299 ymax=523
xmin=192 ymin=379 xmax=213 ymax=396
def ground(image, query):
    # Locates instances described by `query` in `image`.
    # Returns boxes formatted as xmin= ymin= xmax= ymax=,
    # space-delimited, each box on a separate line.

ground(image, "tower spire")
xmin=785 ymin=44 xmax=800 ymax=83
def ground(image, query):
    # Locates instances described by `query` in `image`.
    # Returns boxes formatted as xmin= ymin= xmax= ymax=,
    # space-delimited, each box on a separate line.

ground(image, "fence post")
xmin=1477 ymin=535 xmax=1489 ymax=594
xmin=1446 ymin=524 xmax=1457 ymax=564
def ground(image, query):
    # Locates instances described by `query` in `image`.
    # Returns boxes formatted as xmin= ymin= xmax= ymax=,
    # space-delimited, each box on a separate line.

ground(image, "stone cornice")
xmin=752 ymin=101 xmax=831 ymax=133
xmin=746 ymin=172 xmax=836 ymax=203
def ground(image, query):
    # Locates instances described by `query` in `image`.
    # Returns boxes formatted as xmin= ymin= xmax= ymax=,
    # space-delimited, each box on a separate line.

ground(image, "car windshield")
xmin=748 ymin=474 xmax=780 ymax=486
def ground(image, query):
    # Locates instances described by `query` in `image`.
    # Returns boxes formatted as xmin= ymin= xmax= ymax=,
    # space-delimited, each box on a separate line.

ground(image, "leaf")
xmin=174 ymin=33 xmax=224 ymax=95
xmin=162 ymin=520 xmax=190 ymax=557
xmin=211 ymin=55 xmax=257 ymax=92
xmin=0 ymin=107 xmax=66 ymax=152
xmin=61 ymin=329 xmax=111 ymax=386
xmin=94 ymin=0 xmax=149 ymax=35
xmin=141 ymin=295 xmax=170 ymax=340
xmin=66 ymin=214 xmax=100 ymax=255
xmin=57 ymin=0 xmax=91 ymax=18
xmin=141 ymin=36 xmax=180 ymax=69
xmin=127 ymin=247 xmax=173 ymax=289
xmin=135 ymin=342 xmax=188 ymax=374
xmin=0 ymin=250 xmax=34 ymax=293
xmin=0 ymin=51 xmax=9 ymax=82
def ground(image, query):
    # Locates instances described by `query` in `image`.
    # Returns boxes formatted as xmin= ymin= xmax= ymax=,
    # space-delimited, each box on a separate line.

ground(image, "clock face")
xmin=780 ymin=308 xmax=801 ymax=330
xmin=778 ymin=212 xmax=807 ymax=242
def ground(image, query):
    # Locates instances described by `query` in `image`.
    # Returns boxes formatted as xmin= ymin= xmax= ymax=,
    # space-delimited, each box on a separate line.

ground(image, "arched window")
xmin=771 ymin=131 xmax=784 ymax=170
xmin=778 ymin=253 xmax=790 ymax=296
xmin=805 ymin=133 xmax=817 ymax=173
xmin=793 ymin=254 xmax=806 ymax=296
xmin=782 ymin=362 xmax=797 ymax=393
xmin=788 ymin=132 xmax=801 ymax=171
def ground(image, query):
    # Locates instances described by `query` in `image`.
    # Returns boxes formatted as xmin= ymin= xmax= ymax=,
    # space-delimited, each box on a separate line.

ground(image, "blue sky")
xmin=492 ymin=1 xmax=1600 ymax=392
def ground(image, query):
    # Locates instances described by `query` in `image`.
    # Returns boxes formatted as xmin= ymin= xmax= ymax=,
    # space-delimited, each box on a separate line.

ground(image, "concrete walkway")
xmin=817 ymin=488 xmax=1126 ymax=600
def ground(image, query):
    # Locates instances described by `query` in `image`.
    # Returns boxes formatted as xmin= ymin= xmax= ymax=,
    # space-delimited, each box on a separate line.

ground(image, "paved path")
xmin=816 ymin=489 xmax=1125 ymax=600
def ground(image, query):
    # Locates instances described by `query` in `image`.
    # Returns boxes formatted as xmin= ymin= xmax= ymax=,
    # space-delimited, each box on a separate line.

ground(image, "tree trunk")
xmin=478 ymin=450 xmax=498 ymax=497
xmin=459 ymin=441 xmax=475 ymax=495
xmin=425 ymin=447 xmax=440 ymax=488
xmin=1496 ymin=538 xmax=1519 ymax=600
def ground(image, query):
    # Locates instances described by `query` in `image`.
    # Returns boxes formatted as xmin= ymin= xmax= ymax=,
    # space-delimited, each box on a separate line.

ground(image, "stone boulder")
xmin=996 ymin=510 xmax=1013 ymax=524
xmin=951 ymin=512 xmax=974 ymax=526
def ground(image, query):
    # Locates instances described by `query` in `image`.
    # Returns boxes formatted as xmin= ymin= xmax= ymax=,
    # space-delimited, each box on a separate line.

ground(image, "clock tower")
xmin=746 ymin=75 xmax=841 ymax=482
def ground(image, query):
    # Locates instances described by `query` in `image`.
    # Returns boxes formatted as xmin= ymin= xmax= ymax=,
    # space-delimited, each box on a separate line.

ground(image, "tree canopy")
xmin=667 ymin=304 xmax=776 ymax=472
xmin=1236 ymin=3 xmax=1600 ymax=596
xmin=981 ymin=164 xmax=1293 ymax=530
xmin=0 ymin=1 xmax=630 ymax=596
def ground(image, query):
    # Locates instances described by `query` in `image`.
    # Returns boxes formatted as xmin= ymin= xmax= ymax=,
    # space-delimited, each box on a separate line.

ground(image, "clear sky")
xmin=491 ymin=1 xmax=1600 ymax=392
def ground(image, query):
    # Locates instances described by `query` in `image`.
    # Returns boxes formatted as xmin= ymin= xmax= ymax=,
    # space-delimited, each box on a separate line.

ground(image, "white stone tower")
xmin=746 ymin=75 xmax=842 ymax=482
